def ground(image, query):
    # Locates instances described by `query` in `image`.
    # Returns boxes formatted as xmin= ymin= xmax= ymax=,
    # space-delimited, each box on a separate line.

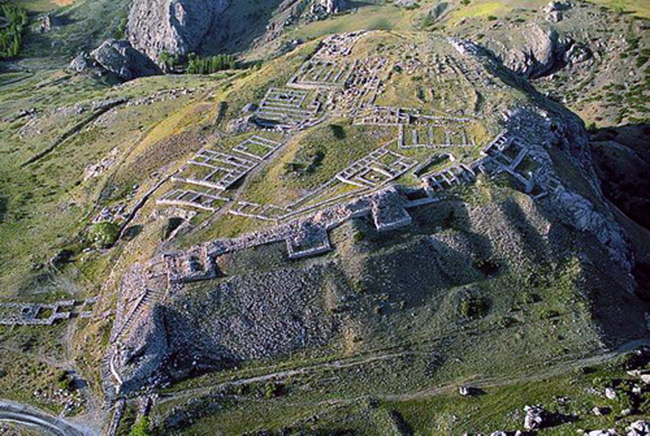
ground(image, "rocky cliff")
xmin=126 ymin=0 xmax=231 ymax=61
xmin=69 ymin=39 xmax=161 ymax=81
xmin=318 ymin=0 xmax=348 ymax=14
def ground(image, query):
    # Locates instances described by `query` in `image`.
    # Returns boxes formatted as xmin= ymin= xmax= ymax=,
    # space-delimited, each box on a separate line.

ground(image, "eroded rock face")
xmin=113 ymin=305 xmax=169 ymax=394
xmin=69 ymin=39 xmax=161 ymax=81
xmin=319 ymin=0 xmax=348 ymax=14
xmin=91 ymin=39 xmax=161 ymax=80
xmin=126 ymin=0 xmax=230 ymax=61
xmin=544 ymin=1 xmax=571 ymax=22
xmin=504 ymin=23 xmax=570 ymax=78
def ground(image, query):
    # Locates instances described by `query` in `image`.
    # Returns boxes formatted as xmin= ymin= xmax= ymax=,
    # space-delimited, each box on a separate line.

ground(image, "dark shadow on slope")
xmin=589 ymin=123 xmax=650 ymax=231
xmin=499 ymin=198 xmax=550 ymax=264
xmin=588 ymin=123 xmax=650 ymax=305
xmin=161 ymin=306 xmax=242 ymax=383
xmin=199 ymin=0 xmax=287 ymax=55
xmin=0 ymin=196 xmax=7 ymax=223
xmin=345 ymin=202 xmax=500 ymax=317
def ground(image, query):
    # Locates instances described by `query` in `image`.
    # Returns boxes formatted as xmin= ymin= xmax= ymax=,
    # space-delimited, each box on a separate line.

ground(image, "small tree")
xmin=129 ymin=417 xmax=151 ymax=436
xmin=88 ymin=221 xmax=120 ymax=249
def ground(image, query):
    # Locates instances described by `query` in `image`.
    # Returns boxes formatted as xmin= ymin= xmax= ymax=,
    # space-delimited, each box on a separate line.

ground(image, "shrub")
xmin=493 ymin=315 xmax=516 ymax=328
xmin=586 ymin=121 xmax=598 ymax=132
xmin=129 ymin=417 xmax=151 ymax=436
xmin=264 ymin=382 xmax=282 ymax=398
xmin=457 ymin=289 xmax=490 ymax=321
xmin=113 ymin=12 xmax=128 ymax=39
xmin=329 ymin=124 xmax=346 ymax=139
xmin=0 ymin=4 xmax=28 ymax=59
xmin=472 ymin=257 xmax=501 ymax=277
xmin=88 ymin=221 xmax=120 ymax=249
xmin=55 ymin=371 xmax=75 ymax=391
xmin=442 ymin=209 xmax=456 ymax=229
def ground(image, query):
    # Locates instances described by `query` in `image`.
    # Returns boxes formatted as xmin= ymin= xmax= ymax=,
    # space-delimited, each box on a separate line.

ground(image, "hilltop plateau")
xmin=0 ymin=0 xmax=650 ymax=435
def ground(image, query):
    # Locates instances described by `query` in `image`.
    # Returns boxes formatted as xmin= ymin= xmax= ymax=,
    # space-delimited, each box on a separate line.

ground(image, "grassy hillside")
xmin=0 ymin=1 xmax=649 ymax=435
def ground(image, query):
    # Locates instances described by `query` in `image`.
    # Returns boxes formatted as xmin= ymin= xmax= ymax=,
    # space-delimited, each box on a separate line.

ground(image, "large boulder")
xmin=70 ymin=39 xmax=161 ymax=81
xmin=127 ymin=0 xmax=230 ymax=61
xmin=524 ymin=405 xmax=550 ymax=430
xmin=69 ymin=51 xmax=95 ymax=74
xmin=312 ymin=0 xmax=348 ymax=15
xmin=504 ymin=23 xmax=570 ymax=78
xmin=628 ymin=420 xmax=650 ymax=436
xmin=90 ymin=39 xmax=161 ymax=81
xmin=543 ymin=1 xmax=571 ymax=22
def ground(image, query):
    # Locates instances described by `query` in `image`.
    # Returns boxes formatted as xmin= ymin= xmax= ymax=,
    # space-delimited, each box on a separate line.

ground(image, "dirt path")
xmin=158 ymin=338 xmax=650 ymax=408
xmin=380 ymin=338 xmax=650 ymax=403
xmin=0 ymin=400 xmax=95 ymax=436
xmin=22 ymin=99 xmax=128 ymax=167
xmin=158 ymin=349 xmax=422 ymax=404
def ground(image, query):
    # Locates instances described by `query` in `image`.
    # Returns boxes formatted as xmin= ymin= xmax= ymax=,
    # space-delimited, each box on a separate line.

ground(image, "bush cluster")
xmin=0 ymin=4 xmax=27 ymax=59
xmin=186 ymin=54 xmax=237 ymax=74
xmin=88 ymin=221 xmax=120 ymax=249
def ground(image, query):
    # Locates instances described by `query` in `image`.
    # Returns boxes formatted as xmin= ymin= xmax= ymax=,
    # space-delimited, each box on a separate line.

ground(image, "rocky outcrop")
xmin=39 ymin=13 xmax=61 ymax=33
xmin=69 ymin=39 xmax=161 ymax=81
xmin=310 ymin=0 xmax=348 ymax=18
xmin=629 ymin=421 xmax=650 ymax=436
xmin=564 ymin=43 xmax=592 ymax=65
xmin=91 ymin=39 xmax=161 ymax=80
xmin=112 ymin=305 xmax=169 ymax=394
xmin=543 ymin=1 xmax=571 ymax=22
xmin=504 ymin=108 xmax=634 ymax=277
xmin=524 ymin=405 xmax=549 ymax=430
xmin=504 ymin=23 xmax=570 ymax=78
xmin=126 ymin=0 xmax=230 ymax=61
xmin=69 ymin=52 xmax=94 ymax=74
xmin=319 ymin=0 xmax=348 ymax=14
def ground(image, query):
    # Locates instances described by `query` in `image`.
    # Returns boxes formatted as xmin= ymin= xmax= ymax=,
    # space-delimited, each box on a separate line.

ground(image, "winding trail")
xmin=21 ymin=99 xmax=128 ymax=167
xmin=0 ymin=400 xmax=95 ymax=436
xmin=157 ymin=338 xmax=650 ymax=408
xmin=158 ymin=349 xmax=422 ymax=404
xmin=0 ymin=73 xmax=34 ymax=88
xmin=381 ymin=338 xmax=650 ymax=403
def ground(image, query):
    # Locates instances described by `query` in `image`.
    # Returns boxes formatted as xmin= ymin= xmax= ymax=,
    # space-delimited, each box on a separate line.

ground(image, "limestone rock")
xmin=551 ymin=187 xmax=631 ymax=271
xmin=544 ymin=1 xmax=571 ymax=22
xmin=68 ymin=52 xmax=95 ymax=74
xmin=90 ymin=39 xmax=161 ymax=81
xmin=592 ymin=406 xmax=611 ymax=416
xmin=504 ymin=23 xmax=570 ymax=78
xmin=628 ymin=420 xmax=650 ymax=435
xmin=395 ymin=0 xmax=418 ymax=7
xmin=524 ymin=405 xmax=548 ymax=430
xmin=39 ymin=13 xmax=61 ymax=33
xmin=564 ymin=43 xmax=592 ymax=65
xmin=459 ymin=385 xmax=475 ymax=396
xmin=544 ymin=1 xmax=571 ymax=13
xmin=319 ymin=0 xmax=348 ymax=14
xmin=126 ymin=0 xmax=230 ymax=61
xmin=604 ymin=387 xmax=617 ymax=399
xmin=587 ymin=430 xmax=618 ymax=436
